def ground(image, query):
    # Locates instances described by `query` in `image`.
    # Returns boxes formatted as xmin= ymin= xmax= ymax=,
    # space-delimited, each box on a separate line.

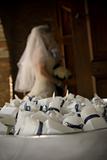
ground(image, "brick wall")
xmin=0 ymin=22 xmax=11 ymax=106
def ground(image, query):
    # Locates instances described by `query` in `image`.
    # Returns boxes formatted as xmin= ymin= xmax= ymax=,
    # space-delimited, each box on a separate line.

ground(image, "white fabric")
xmin=15 ymin=110 xmax=48 ymax=136
xmin=81 ymin=106 xmax=107 ymax=131
xmin=14 ymin=110 xmax=31 ymax=135
xmin=63 ymin=115 xmax=83 ymax=132
xmin=37 ymin=97 xmax=53 ymax=108
xmin=48 ymin=111 xmax=63 ymax=123
xmin=91 ymin=94 xmax=106 ymax=115
xmin=62 ymin=93 xmax=75 ymax=114
xmin=48 ymin=96 xmax=63 ymax=113
xmin=45 ymin=118 xmax=75 ymax=134
xmin=0 ymin=92 xmax=106 ymax=136
xmin=19 ymin=100 xmax=39 ymax=112
xmin=0 ymin=106 xmax=18 ymax=126
xmin=15 ymin=28 xmax=38 ymax=92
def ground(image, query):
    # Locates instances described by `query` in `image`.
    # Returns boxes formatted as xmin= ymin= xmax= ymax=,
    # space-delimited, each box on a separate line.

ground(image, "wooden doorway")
xmin=57 ymin=0 xmax=77 ymax=94
xmin=57 ymin=0 xmax=94 ymax=98
xmin=88 ymin=0 xmax=107 ymax=98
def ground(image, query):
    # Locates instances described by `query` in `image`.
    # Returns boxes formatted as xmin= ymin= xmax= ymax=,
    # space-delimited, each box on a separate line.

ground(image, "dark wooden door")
xmin=57 ymin=0 xmax=77 ymax=94
xmin=57 ymin=0 xmax=107 ymax=98
xmin=57 ymin=0 xmax=94 ymax=98
xmin=88 ymin=0 xmax=107 ymax=98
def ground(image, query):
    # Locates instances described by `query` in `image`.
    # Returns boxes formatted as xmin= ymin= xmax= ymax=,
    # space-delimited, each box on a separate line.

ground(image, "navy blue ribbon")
xmin=16 ymin=128 xmax=21 ymax=135
xmin=84 ymin=114 xmax=100 ymax=124
xmin=66 ymin=122 xmax=83 ymax=129
xmin=46 ymin=107 xmax=60 ymax=112
xmin=75 ymin=104 xmax=81 ymax=117
xmin=27 ymin=95 xmax=35 ymax=101
xmin=60 ymin=100 xmax=65 ymax=108
xmin=37 ymin=121 xmax=43 ymax=135
xmin=24 ymin=103 xmax=31 ymax=111
xmin=33 ymin=100 xmax=38 ymax=105
xmin=39 ymin=105 xmax=43 ymax=111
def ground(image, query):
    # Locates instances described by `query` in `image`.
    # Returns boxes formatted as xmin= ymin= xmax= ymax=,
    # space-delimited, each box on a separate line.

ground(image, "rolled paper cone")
xmin=65 ymin=89 xmax=69 ymax=98
xmin=52 ymin=91 xmax=56 ymax=98
xmin=45 ymin=118 xmax=75 ymax=134
xmin=0 ymin=122 xmax=8 ymax=135
xmin=81 ymin=106 xmax=107 ymax=131
xmin=63 ymin=115 xmax=83 ymax=131
xmin=64 ymin=93 xmax=74 ymax=102
xmin=15 ymin=94 xmax=22 ymax=102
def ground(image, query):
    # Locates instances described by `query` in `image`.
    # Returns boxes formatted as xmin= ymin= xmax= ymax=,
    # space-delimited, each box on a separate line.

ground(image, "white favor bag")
xmin=81 ymin=106 xmax=107 ymax=131
xmin=63 ymin=115 xmax=83 ymax=132
xmin=45 ymin=118 xmax=76 ymax=134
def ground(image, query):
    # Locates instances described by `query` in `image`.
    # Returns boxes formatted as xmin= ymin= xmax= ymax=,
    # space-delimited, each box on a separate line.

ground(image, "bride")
xmin=15 ymin=25 xmax=63 ymax=98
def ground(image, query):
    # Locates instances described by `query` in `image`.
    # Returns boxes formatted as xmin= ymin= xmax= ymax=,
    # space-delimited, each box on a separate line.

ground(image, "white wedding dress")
xmin=15 ymin=25 xmax=61 ymax=98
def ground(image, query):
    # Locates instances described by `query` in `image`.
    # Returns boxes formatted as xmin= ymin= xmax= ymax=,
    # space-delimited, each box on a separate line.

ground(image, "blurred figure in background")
xmin=15 ymin=25 xmax=65 ymax=98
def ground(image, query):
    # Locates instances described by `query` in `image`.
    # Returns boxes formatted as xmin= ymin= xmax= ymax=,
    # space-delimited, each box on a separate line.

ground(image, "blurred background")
xmin=0 ymin=0 xmax=107 ymax=106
